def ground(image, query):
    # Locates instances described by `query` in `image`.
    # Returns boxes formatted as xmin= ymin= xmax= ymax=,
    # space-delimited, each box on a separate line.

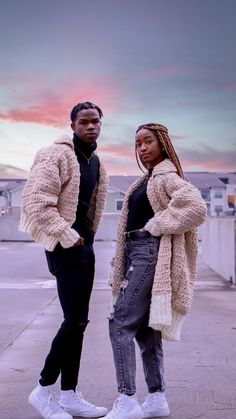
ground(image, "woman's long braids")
xmin=135 ymin=123 xmax=184 ymax=178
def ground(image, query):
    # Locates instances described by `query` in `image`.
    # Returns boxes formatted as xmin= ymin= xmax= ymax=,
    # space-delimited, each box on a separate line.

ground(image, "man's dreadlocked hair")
xmin=70 ymin=101 xmax=103 ymax=122
xmin=135 ymin=123 xmax=184 ymax=178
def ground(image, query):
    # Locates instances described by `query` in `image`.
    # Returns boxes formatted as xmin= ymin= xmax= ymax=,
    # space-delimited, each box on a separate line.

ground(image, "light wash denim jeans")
xmin=109 ymin=235 xmax=165 ymax=395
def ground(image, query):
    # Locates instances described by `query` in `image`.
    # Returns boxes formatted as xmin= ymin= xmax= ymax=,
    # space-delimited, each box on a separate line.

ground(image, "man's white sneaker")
xmin=28 ymin=384 xmax=72 ymax=419
xmin=104 ymin=394 xmax=143 ymax=419
xmin=59 ymin=389 xmax=108 ymax=417
xmin=141 ymin=391 xmax=170 ymax=418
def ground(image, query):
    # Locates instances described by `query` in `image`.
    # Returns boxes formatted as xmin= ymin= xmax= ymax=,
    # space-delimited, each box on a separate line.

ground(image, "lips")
xmin=86 ymin=132 xmax=96 ymax=137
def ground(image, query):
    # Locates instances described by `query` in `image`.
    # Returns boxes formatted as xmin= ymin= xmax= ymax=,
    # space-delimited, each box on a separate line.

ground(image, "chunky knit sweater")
xmin=112 ymin=159 xmax=207 ymax=341
xmin=19 ymin=136 xmax=108 ymax=251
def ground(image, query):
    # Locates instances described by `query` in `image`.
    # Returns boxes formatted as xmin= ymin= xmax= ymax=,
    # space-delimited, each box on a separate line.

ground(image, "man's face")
xmin=71 ymin=108 xmax=101 ymax=143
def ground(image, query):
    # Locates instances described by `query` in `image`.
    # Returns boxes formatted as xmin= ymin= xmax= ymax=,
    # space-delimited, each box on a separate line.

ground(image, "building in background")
xmin=0 ymin=179 xmax=26 ymax=216
xmin=1 ymin=173 xmax=236 ymax=217
xmin=185 ymin=172 xmax=236 ymax=216
xmin=108 ymin=172 xmax=236 ymax=216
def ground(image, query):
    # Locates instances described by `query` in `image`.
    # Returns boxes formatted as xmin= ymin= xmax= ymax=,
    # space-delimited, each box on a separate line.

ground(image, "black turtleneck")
xmin=73 ymin=134 xmax=98 ymax=158
xmin=127 ymin=171 xmax=154 ymax=232
xmin=72 ymin=134 xmax=100 ymax=244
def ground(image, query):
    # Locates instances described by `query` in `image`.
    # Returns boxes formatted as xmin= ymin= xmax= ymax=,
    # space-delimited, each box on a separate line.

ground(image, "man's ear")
xmin=71 ymin=122 xmax=75 ymax=131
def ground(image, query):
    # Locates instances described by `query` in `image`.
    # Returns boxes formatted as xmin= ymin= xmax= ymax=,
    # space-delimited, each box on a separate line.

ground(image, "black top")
xmin=72 ymin=134 xmax=100 ymax=244
xmin=127 ymin=177 xmax=154 ymax=232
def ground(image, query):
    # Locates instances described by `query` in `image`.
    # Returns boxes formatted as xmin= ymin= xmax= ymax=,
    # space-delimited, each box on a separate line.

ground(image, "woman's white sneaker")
xmin=104 ymin=394 xmax=143 ymax=419
xmin=141 ymin=391 xmax=170 ymax=418
xmin=28 ymin=383 xmax=72 ymax=419
xmin=59 ymin=389 xmax=108 ymax=417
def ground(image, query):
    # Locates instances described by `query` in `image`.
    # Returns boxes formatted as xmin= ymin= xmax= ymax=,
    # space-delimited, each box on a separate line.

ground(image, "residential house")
xmin=0 ymin=179 xmax=26 ymax=216
xmin=108 ymin=172 xmax=236 ymax=216
xmin=1 ymin=172 xmax=236 ymax=217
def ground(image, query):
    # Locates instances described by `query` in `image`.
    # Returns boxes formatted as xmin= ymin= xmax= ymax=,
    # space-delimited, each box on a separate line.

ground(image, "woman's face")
xmin=135 ymin=128 xmax=165 ymax=167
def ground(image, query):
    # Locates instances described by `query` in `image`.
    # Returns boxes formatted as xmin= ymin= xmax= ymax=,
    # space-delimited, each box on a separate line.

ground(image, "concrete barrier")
xmin=0 ymin=213 xmax=120 ymax=242
xmin=201 ymin=216 xmax=236 ymax=284
xmin=1 ymin=213 xmax=235 ymax=286
xmin=0 ymin=215 xmax=30 ymax=241
xmin=96 ymin=213 xmax=120 ymax=241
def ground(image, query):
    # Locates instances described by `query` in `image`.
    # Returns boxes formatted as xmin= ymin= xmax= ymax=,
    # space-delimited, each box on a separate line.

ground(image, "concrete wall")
xmin=1 ymin=213 xmax=236 ymax=286
xmin=0 ymin=213 xmax=120 ymax=242
xmin=96 ymin=213 xmax=120 ymax=240
xmin=0 ymin=216 xmax=30 ymax=241
xmin=201 ymin=216 xmax=236 ymax=284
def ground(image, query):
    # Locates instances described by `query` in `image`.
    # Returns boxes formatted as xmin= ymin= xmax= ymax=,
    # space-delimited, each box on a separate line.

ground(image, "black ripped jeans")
xmin=40 ymin=243 xmax=95 ymax=391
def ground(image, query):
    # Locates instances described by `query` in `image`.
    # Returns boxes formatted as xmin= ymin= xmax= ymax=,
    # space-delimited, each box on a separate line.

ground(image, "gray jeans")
xmin=109 ymin=236 xmax=165 ymax=395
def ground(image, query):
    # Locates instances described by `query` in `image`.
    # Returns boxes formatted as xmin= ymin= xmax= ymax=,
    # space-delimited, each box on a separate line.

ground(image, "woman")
xmin=105 ymin=123 xmax=207 ymax=419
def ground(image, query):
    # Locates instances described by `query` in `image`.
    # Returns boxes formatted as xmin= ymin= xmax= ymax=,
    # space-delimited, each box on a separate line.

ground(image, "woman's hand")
xmin=120 ymin=278 xmax=129 ymax=289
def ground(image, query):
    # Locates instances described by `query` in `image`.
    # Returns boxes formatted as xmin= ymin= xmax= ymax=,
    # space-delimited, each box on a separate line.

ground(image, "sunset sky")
xmin=0 ymin=0 xmax=235 ymax=175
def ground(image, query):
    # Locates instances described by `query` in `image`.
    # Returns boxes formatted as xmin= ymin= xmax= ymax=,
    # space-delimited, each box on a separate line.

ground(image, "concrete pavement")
xmin=0 ymin=241 xmax=235 ymax=419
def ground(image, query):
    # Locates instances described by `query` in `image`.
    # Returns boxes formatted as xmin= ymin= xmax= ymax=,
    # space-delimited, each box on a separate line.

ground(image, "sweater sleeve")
xmin=145 ymin=173 xmax=207 ymax=236
xmin=20 ymin=149 xmax=80 ymax=248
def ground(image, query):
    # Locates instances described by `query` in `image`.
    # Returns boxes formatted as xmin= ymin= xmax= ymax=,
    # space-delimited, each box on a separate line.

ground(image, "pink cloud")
xmin=180 ymin=147 xmax=236 ymax=171
xmin=101 ymin=145 xmax=134 ymax=160
xmin=104 ymin=162 xmax=139 ymax=175
xmin=223 ymin=82 xmax=236 ymax=91
xmin=170 ymin=135 xmax=187 ymax=141
xmin=0 ymin=79 xmax=122 ymax=127
xmin=145 ymin=65 xmax=184 ymax=78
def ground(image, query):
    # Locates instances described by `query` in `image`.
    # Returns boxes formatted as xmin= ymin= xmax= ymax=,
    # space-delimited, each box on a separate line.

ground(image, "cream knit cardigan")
xmin=19 ymin=136 xmax=108 ymax=251
xmin=111 ymin=159 xmax=207 ymax=341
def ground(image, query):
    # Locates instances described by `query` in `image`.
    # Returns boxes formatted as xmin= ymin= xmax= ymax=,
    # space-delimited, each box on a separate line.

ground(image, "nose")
xmin=140 ymin=143 xmax=147 ymax=152
xmin=87 ymin=122 xmax=94 ymax=130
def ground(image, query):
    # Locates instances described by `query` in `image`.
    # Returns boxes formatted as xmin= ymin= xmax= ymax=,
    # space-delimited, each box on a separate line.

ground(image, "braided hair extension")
xmin=70 ymin=101 xmax=103 ymax=122
xmin=135 ymin=123 xmax=184 ymax=178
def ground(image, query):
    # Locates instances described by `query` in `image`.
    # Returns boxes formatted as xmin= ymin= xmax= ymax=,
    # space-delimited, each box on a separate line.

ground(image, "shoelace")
xmin=142 ymin=395 xmax=165 ymax=409
xmin=72 ymin=392 xmax=97 ymax=410
xmin=111 ymin=399 xmax=124 ymax=417
xmin=48 ymin=394 xmax=63 ymax=414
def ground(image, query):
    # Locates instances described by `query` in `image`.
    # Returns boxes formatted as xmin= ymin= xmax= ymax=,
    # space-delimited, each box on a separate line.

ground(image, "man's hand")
xmin=73 ymin=237 xmax=85 ymax=247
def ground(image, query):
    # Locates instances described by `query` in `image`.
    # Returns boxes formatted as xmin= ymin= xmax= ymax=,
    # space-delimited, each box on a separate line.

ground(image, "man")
xmin=20 ymin=102 xmax=109 ymax=419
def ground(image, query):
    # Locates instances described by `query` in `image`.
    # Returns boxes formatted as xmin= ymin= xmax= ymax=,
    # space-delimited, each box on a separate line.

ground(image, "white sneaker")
xmin=104 ymin=394 xmax=143 ymax=419
xmin=59 ymin=389 xmax=108 ymax=417
xmin=28 ymin=384 xmax=72 ymax=419
xmin=141 ymin=392 xmax=170 ymax=418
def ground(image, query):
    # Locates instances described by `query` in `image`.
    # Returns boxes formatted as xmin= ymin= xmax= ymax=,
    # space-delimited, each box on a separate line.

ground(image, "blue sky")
xmin=0 ymin=0 xmax=235 ymax=174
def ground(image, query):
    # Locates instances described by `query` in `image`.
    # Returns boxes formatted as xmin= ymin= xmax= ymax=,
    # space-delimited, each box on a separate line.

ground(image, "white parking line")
xmin=0 ymin=280 xmax=56 ymax=289
xmin=0 ymin=279 xmax=110 ymax=290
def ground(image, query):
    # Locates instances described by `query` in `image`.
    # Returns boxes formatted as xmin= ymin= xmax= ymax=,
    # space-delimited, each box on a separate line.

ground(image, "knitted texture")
xmin=112 ymin=159 xmax=207 ymax=341
xmin=19 ymin=136 xmax=108 ymax=250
